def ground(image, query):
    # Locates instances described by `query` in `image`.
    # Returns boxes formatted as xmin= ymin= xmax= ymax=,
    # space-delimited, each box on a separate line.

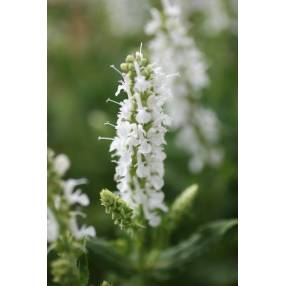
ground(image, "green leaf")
xmin=87 ymin=238 xmax=134 ymax=277
xmin=152 ymin=219 xmax=237 ymax=280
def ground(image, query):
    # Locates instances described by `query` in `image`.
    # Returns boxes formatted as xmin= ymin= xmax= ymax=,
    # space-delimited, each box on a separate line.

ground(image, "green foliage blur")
xmin=48 ymin=0 xmax=237 ymax=285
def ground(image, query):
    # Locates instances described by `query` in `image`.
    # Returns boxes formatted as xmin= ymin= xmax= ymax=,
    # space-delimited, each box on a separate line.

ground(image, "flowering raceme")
xmin=101 ymin=48 xmax=171 ymax=227
xmin=146 ymin=0 xmax=223 ymax=173
xmin=47 ymin=149 xmax=95 ymax=242
xmin=47 ymin=149 xmax=96 ymax=285
xmin=179 ymin=0 xmax=237 ymax=35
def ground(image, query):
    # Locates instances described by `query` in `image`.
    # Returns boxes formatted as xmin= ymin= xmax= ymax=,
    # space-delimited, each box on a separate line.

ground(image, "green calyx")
xmin=100 ymin=189 xmax=134 ymax=230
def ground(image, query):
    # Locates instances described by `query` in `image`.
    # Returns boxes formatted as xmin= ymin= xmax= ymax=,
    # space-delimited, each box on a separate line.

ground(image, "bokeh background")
xmin=48 ymin=0 xmax=237 ymax=285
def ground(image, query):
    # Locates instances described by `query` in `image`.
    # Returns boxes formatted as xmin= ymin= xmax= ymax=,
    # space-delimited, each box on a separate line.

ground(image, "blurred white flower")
xmin=107 ymin=49 xmax=171 ymax=227
xmin=48 ymin=150 xmax=95 ymax=242
xmin=63 ymin=179 xmax=89 ymax=206
xmin=147 ymin=0 xmax=209 ymax=92
xmin=179 ymin=0 xmax=237 ymax=35
xmin=47 ymin=208 xmax=59 ymax=243
xmin=69 ymin=215 xmax=96 ymax=240
xmin=146 ymin=0 xmax=223 ymax=173
xmin=104 ymin=0 xmax=148 ymax=36
xmin=54 ymin=154 xmax=70 ymax=176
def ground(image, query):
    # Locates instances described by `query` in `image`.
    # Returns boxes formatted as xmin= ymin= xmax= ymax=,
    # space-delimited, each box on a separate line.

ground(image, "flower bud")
xmin=170 ymin=184 xmax=199 ymax=225
xmin=100 ymin=189 xmax=133 ymax=229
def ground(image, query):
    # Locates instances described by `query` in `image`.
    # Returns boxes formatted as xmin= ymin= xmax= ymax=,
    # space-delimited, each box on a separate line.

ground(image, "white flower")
xmin=146 ymin=0 xmax=223 ymax=172
xmin=48 ymin=150 xmax=96 ymax=243
xmin=63 ymin=179 xmax=89 ymax=206
xmin=69 ymin=215 xmax=96 ymax=240
xmin=178 ymin=0 xmax=237 ymax=35
xmin=54 ymin=154 xmax=70 ymax=176
xmin=109 ymin=49 xmax=171 ymax=227
xmin=104 ymin=0 xmax=148 ymax=36
xmin=47 ymin=208 xmax=59 ymax=243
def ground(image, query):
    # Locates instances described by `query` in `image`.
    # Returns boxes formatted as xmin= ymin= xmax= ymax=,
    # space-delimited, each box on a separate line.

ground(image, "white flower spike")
xmin=107 ymin=48 xmax=171 ymax=227
xmin=146 ymin=0 xmax=223 ymax=173
xmin=47 ymin=150 xmax=95 ymax=242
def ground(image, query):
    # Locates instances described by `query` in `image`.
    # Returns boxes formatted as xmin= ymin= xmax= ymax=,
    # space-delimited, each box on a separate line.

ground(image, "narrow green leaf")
xmin=87 ymin=238 xmax=134 ymax=277
xmin=152 ymin=219 xmax=237 ymax=279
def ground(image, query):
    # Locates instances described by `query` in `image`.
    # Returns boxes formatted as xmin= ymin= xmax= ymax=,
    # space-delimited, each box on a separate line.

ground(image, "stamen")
xmin=98 ymin=136 xmax=114 ymax=141
xmin=104 ymin=121 xmax=116 ymax=128
xmin=140 ymin=42 xmax=143 ymax=54
xmin=167 ymin=72 xmax=180 ymax=78
xmin=110 ymin=65 xmax=123 ymax=78
xmin=106 ymin=98 xmax=121 ymax=105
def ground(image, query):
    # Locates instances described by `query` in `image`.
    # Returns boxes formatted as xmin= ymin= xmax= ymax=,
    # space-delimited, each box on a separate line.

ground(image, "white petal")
xmin=54 ymin=154 xmax=70 ymax=176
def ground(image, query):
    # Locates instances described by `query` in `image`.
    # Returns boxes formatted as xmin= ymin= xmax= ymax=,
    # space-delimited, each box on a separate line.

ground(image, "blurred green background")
xmin=48 ymin=0 xmax=237 ymax=285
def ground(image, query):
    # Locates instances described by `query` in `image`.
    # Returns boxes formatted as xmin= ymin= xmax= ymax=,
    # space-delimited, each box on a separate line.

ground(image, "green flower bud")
xmin=169 ymin=184 xmax=199 ymax=225
xmin=100 ymin=189 xmax=133 ymax=229
xmin=101 ymin=281 xmax=112 ymax=286
xmin=127 ymin=63 xmax=134 ymax=71
xmin=120 ymin=63 xmax=128 ymax=72
xmin=126 ymin=54 xmax=134 ymax=63
xmin=141 ymin=57 xmax=148 ymax=66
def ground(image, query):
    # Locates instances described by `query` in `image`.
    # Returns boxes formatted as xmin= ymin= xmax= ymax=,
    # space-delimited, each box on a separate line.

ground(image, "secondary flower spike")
xmin=146 ymin=0 xmax=223 ymax=173
xmin=47 ymin=149 xmax=95 ymax=242
xmin=104 ymin=48 xmax=171 ymax=227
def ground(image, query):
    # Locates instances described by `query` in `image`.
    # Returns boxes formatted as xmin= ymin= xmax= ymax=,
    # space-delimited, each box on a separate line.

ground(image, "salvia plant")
xmin=47 ymin=3 xmax=237 ymax=286
xmin=90 ymin=49 xmax=237 ymax=285
xmin=145 ymin=0 xmax=224 ymax=173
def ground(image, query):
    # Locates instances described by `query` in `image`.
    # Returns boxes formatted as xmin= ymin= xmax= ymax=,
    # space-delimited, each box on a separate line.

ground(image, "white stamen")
xmin=104 ymin=121 xmax=116 ymax=128
xmin=167 ymin=72 xmax=180 ymax=78
xmin=106 ymin=98 xmax=121 ymax=105
xmin=110 ymin=65 xmax=123 ymax=78
xmin=98 ymin=136 xmax=114 ymax=141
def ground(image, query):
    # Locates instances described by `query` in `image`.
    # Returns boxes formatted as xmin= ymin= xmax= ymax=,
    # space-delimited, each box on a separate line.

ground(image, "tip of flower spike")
xmin=125 ymin=54 xmax=134 ymax=63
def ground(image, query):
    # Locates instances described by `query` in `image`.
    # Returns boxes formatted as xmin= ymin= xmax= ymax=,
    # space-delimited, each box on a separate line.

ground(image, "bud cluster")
xmin=100 ymin=189 xmax=133 ymax=229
